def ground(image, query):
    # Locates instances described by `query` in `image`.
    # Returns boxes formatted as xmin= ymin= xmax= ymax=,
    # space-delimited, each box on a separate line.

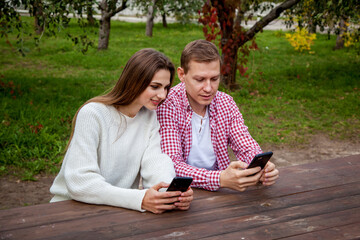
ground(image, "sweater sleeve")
xmin=52 ymin=103 xmax=147 ymax=212
xmin=140 ymin=112 xmax=175 ymax=189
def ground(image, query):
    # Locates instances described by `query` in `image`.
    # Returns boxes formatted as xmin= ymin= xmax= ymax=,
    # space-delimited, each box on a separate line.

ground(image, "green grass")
xmin=1 ymin=18 xmax=359 ymax=179
xmin=231 ymin=32 xmax=359 ymax=146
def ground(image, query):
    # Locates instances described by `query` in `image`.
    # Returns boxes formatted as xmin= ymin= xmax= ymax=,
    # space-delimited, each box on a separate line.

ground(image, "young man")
xmin=157 ymin=40 xmax=279 ymax=192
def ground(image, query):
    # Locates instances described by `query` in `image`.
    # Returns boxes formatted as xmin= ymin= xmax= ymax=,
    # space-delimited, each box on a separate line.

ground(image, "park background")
xmin=1 ymin=0 xmax=359 ymax=209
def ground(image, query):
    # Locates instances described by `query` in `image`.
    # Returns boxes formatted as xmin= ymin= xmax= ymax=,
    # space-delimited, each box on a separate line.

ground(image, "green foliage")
xmin=233 ymin=31 xmax=359 ymax=145
xmin=1 ymin=19 xmax=359 ymax=179
xmin=285 ymin=26 xmax=316 ymax=52
xmin=131 ymin=0 xmax=203 ymax=24
xmin=285 ymin=0 xmax=360 ymax=51
xmin=198 ymin=0 xmax=301 ymax=88
xmin=1 ymin=0 xmax=98 ymax=55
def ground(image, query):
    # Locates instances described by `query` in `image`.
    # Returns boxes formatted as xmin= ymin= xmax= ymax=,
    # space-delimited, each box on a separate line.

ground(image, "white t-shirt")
xmin=187 ymin=108 xmax=217 ymax=170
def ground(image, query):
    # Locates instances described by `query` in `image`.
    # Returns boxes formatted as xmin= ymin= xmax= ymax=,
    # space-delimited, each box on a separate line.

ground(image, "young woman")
xmin=50 ymin=49 xmax=193 ymax=213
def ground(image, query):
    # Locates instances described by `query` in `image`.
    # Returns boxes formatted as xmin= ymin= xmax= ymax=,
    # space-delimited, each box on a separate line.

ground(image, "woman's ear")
xmin=177 ymin=67 xmax=185 ymax=83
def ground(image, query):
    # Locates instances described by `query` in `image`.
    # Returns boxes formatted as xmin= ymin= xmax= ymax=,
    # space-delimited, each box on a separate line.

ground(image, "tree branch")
xmin=111 ymin=0 xmax=128 ymax=17
xmin=242 ymin=0 xmax=301 ymax=45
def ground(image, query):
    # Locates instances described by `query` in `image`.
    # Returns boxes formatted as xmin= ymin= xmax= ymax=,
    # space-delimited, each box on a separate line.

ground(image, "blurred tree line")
xmin=1 ymin=0 xmax=358 ymax=88
xmin=0 ymin=0 xmax=203 ymax=52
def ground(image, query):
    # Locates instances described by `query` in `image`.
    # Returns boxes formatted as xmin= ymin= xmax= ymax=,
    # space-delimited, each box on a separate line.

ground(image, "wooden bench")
xmin=1 ymin=154 xmax=359 ymax=239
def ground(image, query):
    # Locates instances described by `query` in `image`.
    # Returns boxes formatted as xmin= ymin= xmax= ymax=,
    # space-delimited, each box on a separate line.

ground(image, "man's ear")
xmin=177 ymin=67 xmax=185 ymax=83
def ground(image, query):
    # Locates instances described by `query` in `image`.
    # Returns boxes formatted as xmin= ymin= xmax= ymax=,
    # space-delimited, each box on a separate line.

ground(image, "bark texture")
xmin=212 ymin=0 xmax=301 ymax=88
xmin=334 ymin=18 xmax=346 ymax=50
xmin=146 ymin=0 xmax=157 ymax=37
xmin=98 ymin=0 xmax=127 ymax=50
xmin=33 ymin=0 xmax=44 ymax=35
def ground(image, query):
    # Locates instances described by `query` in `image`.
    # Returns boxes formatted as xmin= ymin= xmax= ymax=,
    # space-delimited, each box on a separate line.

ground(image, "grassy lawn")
xmin=1 ymin=19 xmax=359 ymax=180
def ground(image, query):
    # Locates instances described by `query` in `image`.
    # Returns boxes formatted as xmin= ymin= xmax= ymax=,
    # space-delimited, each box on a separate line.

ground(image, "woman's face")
xmin=135 ymin=69 xmax=171 ymax=111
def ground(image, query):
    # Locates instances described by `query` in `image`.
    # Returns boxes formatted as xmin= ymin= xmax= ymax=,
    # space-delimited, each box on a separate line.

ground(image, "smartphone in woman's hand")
xmin=166 ymin=177 xmax=193 ymax=192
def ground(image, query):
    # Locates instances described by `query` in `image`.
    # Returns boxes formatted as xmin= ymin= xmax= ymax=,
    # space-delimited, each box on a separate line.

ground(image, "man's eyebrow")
xmin=211 ymin=75 xmax=220 ymax=78
xmin=193 ymin=75 xmax=205 ymax=79
xmin=193 ymin=74 xmax=220 ymax=78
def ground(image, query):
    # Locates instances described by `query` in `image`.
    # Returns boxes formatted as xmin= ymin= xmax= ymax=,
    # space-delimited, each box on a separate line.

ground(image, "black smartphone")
xmin=247 ymin=151 xmax=273 ymax=170
xmin=166 ymin=177 xmax=193 ymax=192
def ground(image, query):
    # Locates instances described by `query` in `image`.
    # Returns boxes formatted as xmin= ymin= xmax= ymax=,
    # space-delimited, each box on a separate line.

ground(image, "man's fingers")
xmin=265 ymin=168 xmax=279 ymax=178
xmin=242 ymin=167 xmax=262 ymax=177
xmin=264 ymin=161 xmax=275 ymax=172
xmin=179 ymin=195 xmax=193 ymax=203
xmin=262 ymin=180 xmax=276 ymax=186
xmin=263 ymin=174 xmax=279 ymax=183
xmin=230 ymin=161 xmax=248 ymax=170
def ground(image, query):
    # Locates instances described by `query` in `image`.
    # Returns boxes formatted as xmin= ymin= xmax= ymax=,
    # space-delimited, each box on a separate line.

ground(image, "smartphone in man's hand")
xmin=247 ymin=152 xmax=273 ymax=176
xmin=166 ymin=177 xmax=193 ymax=192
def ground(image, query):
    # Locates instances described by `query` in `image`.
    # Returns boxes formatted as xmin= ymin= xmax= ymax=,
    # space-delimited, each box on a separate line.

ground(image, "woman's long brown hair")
xmin=65 ymin=48 xmax=175 ymax=150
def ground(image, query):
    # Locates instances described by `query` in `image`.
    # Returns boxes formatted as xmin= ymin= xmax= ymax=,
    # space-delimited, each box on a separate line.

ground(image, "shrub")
xmin=285 ymin=27 xmax=316 ymax=52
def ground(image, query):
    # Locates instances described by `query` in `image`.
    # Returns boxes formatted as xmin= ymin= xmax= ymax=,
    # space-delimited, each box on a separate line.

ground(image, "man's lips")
xmin=200 ymin=95 xmax=212 ymax=100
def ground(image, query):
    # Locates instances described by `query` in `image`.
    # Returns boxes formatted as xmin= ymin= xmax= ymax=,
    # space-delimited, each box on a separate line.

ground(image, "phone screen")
xmin=166 ymin=177 xmax=193 ymax=192
xmin=247 ymin=151 xmax=273 ymax=170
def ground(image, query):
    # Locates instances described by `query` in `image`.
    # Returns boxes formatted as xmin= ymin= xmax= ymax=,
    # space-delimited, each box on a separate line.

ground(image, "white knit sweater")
xmin=50 ymin=102 xmax=175 ymax=212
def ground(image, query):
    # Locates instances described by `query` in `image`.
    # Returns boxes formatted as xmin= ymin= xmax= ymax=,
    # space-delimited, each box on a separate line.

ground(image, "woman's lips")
xmin=151 ymin=100 xmax=161 ymax=105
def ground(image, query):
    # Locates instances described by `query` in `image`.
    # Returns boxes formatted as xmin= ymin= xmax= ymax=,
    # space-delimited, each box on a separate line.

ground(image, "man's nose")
xmin=203 ymin=80 xmax=212 ymax=92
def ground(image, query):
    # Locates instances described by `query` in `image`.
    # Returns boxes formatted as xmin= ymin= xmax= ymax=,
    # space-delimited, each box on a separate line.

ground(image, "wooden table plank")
xmin=202 ymin=208 xmax=360 ymax=240
xmin=281 ymin=222 xmax=360 ymax=240
xmin=2 ymin=181 xmax=358 ymax=240
xmin=0 ymin=155 xmax=359 ymax=240
xmin=115 ymin=192 xmax=360 ymax=239
xmin=0 ymin=201 xmax=121 ymax=232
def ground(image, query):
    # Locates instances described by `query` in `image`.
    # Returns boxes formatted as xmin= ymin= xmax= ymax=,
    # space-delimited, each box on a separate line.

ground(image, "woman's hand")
xmin=174 ymin=187 xmax=193 ymax=210
xmin=259 ymin=161 xmax=279 ymax=186
xmin=141 ymin=182 xmax=183 ymax=214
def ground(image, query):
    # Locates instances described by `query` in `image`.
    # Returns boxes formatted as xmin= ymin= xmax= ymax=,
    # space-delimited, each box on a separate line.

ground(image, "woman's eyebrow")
xmin=151 ymin=81 xmax=164 ymax=86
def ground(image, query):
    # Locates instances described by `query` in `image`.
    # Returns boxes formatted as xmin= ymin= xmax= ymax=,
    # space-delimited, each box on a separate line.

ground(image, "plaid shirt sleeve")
xmin=157 ymin=88 xmax=221 ymax=191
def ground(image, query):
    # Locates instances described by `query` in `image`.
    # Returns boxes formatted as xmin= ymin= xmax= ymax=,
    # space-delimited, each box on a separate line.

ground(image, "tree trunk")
xmin=334 ymin=18 xmax=346 ymax=50
xmin=162 ymin=13 xmax=167 ymax=28
xmin=221 ymin=50 xmax=239 ymax=89
xmin=33 ymin=0 xmax=44 ymax=35
xmin=146 ymin=0 xmax=157 ymax=37
xmin=98 ymin=15 xmax=111 ymax=50
xmin=213 ymin=0 xmax=301 ymax=89
xmin=97 ymin=0 xmax=127 ymax=50
xmin=214 ymin=1 xmax=239 ymax=88
xmin=308 ymin=17 xmax=317 ymax=34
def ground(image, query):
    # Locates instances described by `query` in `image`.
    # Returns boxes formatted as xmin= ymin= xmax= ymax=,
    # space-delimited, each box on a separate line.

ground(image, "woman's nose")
xmin=158 ymin=88 xmax=167 ymax=99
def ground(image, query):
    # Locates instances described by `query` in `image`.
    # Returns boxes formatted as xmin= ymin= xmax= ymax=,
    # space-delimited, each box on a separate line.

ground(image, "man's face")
xmin=178 ymin=60 xmax=220 ymax=115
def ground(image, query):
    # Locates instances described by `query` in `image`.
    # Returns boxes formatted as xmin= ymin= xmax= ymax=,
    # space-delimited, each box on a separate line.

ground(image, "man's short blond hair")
xmin=181 ymin=39 xmax=221 ymax=73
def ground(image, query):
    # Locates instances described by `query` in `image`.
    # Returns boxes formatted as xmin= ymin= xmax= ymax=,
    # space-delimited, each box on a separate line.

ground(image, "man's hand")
xmin=141 ymin=182 xmax=182 ymax=214
xmin=259 ymin=161 xmax=279 ymax=186
xmin=220 ymin=161 xmax=262 ymax=192
xmin=174 ymin=187 xmax=193 ymax=211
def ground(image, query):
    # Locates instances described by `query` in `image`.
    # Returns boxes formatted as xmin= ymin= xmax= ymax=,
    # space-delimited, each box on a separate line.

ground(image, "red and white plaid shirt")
xmin=157 ymin=83 xmax=262 ymax=191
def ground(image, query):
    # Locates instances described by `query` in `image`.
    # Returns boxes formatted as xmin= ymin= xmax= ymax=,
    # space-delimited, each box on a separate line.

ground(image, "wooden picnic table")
xmin=1 ymin=154 xmax=359 ymax=239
